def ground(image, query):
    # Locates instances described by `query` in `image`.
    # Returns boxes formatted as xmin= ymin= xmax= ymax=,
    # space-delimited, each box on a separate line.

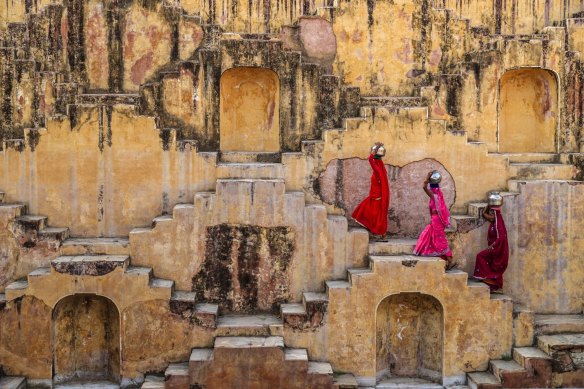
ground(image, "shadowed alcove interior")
xmin=220 ymin=67 xmax=280 ymax=152
xmin=498 ymin=68 xmax=558 ymax=152
xmin=52 ymin=294 xmax=120 ymax=385
xmin=376 ymin=293 xmax=443 ymax=383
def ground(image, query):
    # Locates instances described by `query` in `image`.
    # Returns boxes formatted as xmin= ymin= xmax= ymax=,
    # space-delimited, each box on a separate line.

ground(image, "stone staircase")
xmin=0 ymin=242 xmax=219 ymax=329
xmin=160 ymin=336 xmax=336 ymax=389
xmin=467 ymin=314 xmax=584 ymax=388
xmin=0 ymin=376 xmax=26 ymax=389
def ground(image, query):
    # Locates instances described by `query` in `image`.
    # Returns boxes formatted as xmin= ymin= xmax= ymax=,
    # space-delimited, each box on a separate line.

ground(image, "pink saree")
xmin=414 ymin=187 xmax=452 ymax=257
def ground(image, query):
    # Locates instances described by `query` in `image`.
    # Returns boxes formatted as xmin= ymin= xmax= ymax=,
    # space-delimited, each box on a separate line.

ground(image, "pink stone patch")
xmin=298 ymin=17 xmax=337 ymax=67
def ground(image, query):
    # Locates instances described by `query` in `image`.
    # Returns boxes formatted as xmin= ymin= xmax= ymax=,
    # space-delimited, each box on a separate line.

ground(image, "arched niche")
xmin=376 ymin=293 xmax=443 ymax=383
xmin=220 ymin=67 xmax=280 ymax=152
xmin=52 ymin=294 xmax=121 ymax=384
xmin=498 ymin=68 xmax=558 ymax=152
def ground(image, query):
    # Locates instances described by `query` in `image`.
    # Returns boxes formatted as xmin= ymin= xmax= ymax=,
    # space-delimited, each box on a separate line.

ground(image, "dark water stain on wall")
xmin=193 ymin=224 xmax=295 ymax=313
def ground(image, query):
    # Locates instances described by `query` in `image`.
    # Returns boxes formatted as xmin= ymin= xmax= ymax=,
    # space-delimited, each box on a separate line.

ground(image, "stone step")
xmin=280 ymin=303 xmax=306 ymax=327
xmin=307 ymin=361 xmax=333 ymax=378
xmin=512 ymin=346 xmax=552 ymax=366
xmin=450 ymin=214 xmax=482 ymax=233
xmin=38 ymin=227 xmax=70 ymax=241
xmin=0 ymin=377 xmax=26 ymax=389
xmin=5 ymin=279 xmax=28 ymax=300
xmin=508 ymin=163 xmax=575 ymax=180
xmin=148 ymin=278 xmax=174 ymax=291
xmin=215 ymin=314 xmax=282 ymax=336
xmin=214 ymin=336 xmax=285 ymax=350
xmin=489 ymin=293 xmax=513 ymax=302
xmin=284 ymin=348 xmax=308 ymax=363
xmin=164 ymin=362 xmax=189 ymax=388
xmin=141 ymin=375 xmax=165 ymax=389
xmin=467 ymin=371 xmax=502 ymax=389
xmin=360 ymin=96 xmax=427 ymax=108
xmin=51 ymin=255 xmax=130 ymax=276
xmin=468 ymin=202 xmax=488 ymax=218
xmin=537 ymin=333 xmax=584 ymax=354
xmin=347 ymin=267 xmax=374 ymax=284
xmin=125 ymin=266 xmax=153 ymax=280
xmin=216 ymin=163 xmax=284 ymax=179
xmin=0 ymin=204 xmax=27 ymax=218
xmin=28 ymin=267 xmax=51 ymax=283
xmin=333 ymin=373 xmax=358 ymax=388
xmin=15 ymin=214 xmax=47 ymax=230
xmin=488 ymin=152 xmax=559 ymax=163
xmin=325 ymin=280 xmax=351 ymax=294
xmin=60 ymin=237 xmax=130 ymax=255
xmin=220 ymin=151 xmax=281 ymax=163
xmin=535 ymin=314 xmax=584 ymax=335
xmin=368 ymin=239 xmax=417 ymax=255
xmin=507 ymin=179 xmax=582 ymax=193
xmin=375 ymin=377 xmax=442 ymax=388
xmin=169 ymin=291 xmax=197 ymax=318
xmin=193 ymin=303 xmax=219 ymax=329
xmin=368 ymin=255 xmax=444 ymax=273
xmin=489 ymin=359 xmax=524 ymax=378
xmin=489 ymin=358 xmax=551 ymax=388
xmin=466 ymin=280 xmax=492 ymax=297
xmin=75 ymin=93 xmax=141 ymax=105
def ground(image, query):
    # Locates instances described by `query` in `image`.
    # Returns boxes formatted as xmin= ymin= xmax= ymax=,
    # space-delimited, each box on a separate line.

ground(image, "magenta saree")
xmin=413 ymin=187 xmax=452 ymax=257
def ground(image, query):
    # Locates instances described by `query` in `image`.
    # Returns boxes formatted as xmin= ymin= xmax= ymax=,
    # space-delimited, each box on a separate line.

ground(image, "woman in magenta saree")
xmin=413 ymin=171 xmax=455 ymax=269
xmin=473 ymin=205 xmax=509 ymax=291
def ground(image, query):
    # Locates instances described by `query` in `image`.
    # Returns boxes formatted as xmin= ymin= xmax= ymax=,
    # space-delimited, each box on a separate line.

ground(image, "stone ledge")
xmin=51 ymin=255 xmax=129 ymax=276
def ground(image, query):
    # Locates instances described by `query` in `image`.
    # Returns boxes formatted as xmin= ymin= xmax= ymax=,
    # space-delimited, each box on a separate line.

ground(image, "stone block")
xmin=513 ymin=305 xmax=535 ymax=347
xmin=165 ymin=362 xmax=190 ymax=389
xmin=51 ymin=255 xmax=129 ymax=276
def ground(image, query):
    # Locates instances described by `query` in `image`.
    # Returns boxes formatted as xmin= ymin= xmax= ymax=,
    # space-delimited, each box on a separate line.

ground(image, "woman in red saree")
xmin=413 ymin=171 xmax=455 ymax=269
xmin=473 ymin=205 xmax=509 ymax=292
xmin=351 ymin=142 xmax=390 ymax=238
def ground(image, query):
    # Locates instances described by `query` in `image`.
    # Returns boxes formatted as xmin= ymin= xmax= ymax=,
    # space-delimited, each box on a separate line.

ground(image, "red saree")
xmin=351 ymin=154 xmax=390 ymax=235
xmin=473 ymin=208 xmax=509 ymax=291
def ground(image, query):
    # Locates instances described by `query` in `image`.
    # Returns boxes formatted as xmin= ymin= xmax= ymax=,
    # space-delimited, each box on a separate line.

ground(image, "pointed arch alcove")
xmin=52 ymin=294 xmax=121 ymax=385
xmin=498 ymin=68 xmax=558 ymax=152
xmin=220 ymin=67 xmax=280 ymax=152
xmin=376 ymin=293 xmax=443 ymax=383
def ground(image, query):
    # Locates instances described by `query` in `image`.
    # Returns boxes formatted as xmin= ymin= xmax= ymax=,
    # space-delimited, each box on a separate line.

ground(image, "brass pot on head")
xmin=488 ymin=191 xmax=503 ymax=206
xmin=429 ymin=171 xmax=442 ymax=184
xmin=371 ymin=143 xmax=386 ymax=157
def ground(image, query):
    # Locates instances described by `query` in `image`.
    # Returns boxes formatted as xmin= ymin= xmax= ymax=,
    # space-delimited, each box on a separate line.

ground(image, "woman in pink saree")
xmin=473 ymin=203 xmax=509 ymax=292
xmin=413 ymin=171 xmax=455 ymax=270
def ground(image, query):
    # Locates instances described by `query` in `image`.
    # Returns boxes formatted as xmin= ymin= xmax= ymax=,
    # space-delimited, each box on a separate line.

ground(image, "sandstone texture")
xmin=0 ymin=0 xmax=583 ymax=388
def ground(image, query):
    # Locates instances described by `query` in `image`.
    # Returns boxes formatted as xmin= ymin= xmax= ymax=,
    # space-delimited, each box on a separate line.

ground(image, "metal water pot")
xmin=488 ymin=191 xmax=503 ymax=206
xmin=371 ymin=144 xmax=386 ymax=157
xmin=429 ymin=171 xmax=442 ymax=184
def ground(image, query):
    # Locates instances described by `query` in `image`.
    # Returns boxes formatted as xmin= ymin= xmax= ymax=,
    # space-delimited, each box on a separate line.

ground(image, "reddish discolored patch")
xmin=130 ymin=52 xmax=154 ymax=86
